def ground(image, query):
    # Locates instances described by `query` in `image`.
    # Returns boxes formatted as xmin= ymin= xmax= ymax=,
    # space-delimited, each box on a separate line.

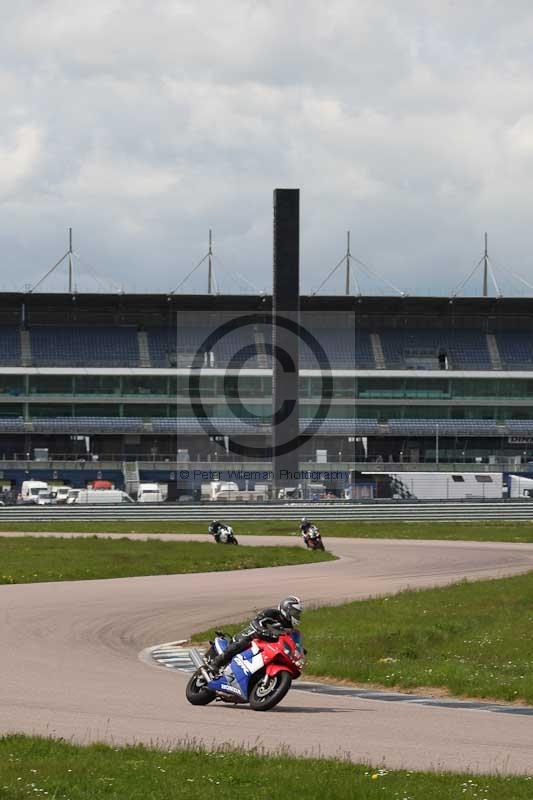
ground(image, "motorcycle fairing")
xmin=207 ymin=640 xmax=265 ymax=699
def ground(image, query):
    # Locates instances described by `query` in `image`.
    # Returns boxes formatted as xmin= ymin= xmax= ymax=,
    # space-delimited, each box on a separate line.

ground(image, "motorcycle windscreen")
xmin=215 ymin=636 xmax=229 ymax=653
xmin=288 ymin=630 xmax=302 ymax=646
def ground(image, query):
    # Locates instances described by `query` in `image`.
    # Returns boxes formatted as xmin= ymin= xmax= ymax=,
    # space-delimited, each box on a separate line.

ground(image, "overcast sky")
xmin=1 ymin=1 xmax=533 ymax=296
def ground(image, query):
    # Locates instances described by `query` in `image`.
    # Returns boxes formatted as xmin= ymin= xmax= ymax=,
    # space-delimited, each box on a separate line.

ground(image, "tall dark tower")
xmin=272 ymin=188 xmax=300 ymax=490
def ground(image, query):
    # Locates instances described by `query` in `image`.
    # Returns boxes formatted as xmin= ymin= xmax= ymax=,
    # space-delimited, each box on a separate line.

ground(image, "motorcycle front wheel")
xmin=249 ymin=670 xmax=292 ymax=711
xmin=185 ymin=671 xmax=216 ymax=706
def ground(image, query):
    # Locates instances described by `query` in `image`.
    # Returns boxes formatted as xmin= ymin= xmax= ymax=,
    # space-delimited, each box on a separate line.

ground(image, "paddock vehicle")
xmin=303 ymin=524 xmax=325 ymax=551
xmin=35 ymin=491 xmax=57 ymax=506
xmin=67 ymin=489 xmax=134 ymax=504
xmin=51 ymin=486 xmax=71 ymax=503
xmin=137 ymin=483 xmax=165 ymax=503
xmin=19 ymin=480 xmax=49 ymax=503
xmin=186 ymin=629 xmax=305 ymax=711
xmin=211 ymin=524 xmax=238 ymax=545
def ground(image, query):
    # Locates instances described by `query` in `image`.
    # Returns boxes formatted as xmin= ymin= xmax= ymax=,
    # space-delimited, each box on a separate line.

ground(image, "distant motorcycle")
xmin=186 ymin=629 xmax=306 ymax=711
xmin=212 ymin=524 xmax=239 ymax=545
xmin=303 ymin=524 xmax=325 ymax=551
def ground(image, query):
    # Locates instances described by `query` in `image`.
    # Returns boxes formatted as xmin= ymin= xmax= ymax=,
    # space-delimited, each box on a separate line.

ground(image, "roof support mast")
xmin=207 ymin=229 xmax=213 ymax=295
xmin=68 ymin=227 xmax=73 ymax=294
xmin=483 ymin=232 xmax=488 ymax=298
xmin=345 ymin=231 xmax=351 ymax=295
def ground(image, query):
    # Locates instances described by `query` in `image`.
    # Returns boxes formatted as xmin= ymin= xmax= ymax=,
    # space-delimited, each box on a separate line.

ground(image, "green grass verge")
xmin=1 ymin=736 xmax=532 ymax=800
xmin=195 ymin=571 xmax=533 ymax=704
xmin=1 ymin=519 xmax=533 ymax=542
xmin=0 ymin=537 xmax=332 ymax=585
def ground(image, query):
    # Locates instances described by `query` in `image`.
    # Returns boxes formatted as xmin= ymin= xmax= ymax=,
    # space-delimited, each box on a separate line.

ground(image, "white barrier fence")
xmin=2 ymin=501 xmax=533 ymax=521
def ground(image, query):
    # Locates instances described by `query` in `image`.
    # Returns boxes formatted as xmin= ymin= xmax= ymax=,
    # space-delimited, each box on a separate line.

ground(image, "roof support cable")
xmin=450 ymin=256 xmax=484 ymax=298
xmin=27 ymin=251 xmax=69 ymax=294
xmin=311 ymin=254 xmax=347 ymax=296
xmin=349 ymin=255 xmax=405 ymax=296
xmin=486 ymin=257 xmax=502 ymax=298
xmin=170 ymin=252 xmax=209 ymax=294
xmin=72 ymin=252 xmax=123 ymax=293
xmin=509 ymin=271 xmax=533 ymax=294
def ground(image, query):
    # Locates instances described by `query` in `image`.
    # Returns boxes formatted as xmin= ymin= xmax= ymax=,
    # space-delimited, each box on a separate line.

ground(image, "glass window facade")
xmin=0 ymin=373 xmax=531 ymax=425
xmin=0 ymin=376 xmax=25 ymax=396
xmin=74 ymin=376 xmax=120 ymax=395
xmin=30 ymin=404 xmax=73 ymax=418
xmin=0 ymin=403 xmax=23 ymax=417
xmin=122 ymin=376 xmax=168 ymax=396
xmin=29 ymin=376 xmax=73 ymax=395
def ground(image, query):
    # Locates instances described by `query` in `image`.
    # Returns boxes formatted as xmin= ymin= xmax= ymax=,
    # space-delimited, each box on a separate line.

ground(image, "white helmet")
xmin=279 ymin=596 xmax=303 ymax=627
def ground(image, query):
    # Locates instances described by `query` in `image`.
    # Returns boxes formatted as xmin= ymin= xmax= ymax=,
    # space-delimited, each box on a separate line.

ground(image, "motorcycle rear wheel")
xmin=185 ymin=672 xmax=216 ymax=705
xmin=249 ymin=670 xmax=292 ymax=711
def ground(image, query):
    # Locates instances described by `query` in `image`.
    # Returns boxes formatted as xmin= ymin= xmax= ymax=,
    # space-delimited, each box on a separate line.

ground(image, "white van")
xmin=69 ymin=489 xmax=134 ymax=505
xmin=20 ymin=480 xmax=49 ymax=503
xmin=137 ymin=483 xmax=165 ymax=503
xmin=51 ymin=486 xmax=71 ymax=504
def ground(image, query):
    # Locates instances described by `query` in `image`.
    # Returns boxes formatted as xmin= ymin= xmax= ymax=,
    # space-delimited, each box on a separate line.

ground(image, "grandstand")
xmin=0 ymin=290 xmax=533 ymax=495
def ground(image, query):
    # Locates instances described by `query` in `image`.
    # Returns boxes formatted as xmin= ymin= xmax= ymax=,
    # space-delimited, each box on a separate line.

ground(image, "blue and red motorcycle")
xmin=186 ymin=630 xmax=306 ymax=711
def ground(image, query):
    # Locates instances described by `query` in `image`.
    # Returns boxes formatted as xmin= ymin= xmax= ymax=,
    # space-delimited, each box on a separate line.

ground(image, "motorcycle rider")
xmin=207 ymin=596 xmax=303 ymax=674
xmin=208 ymin=520 xmax=226 ymax=542
xmin=299 ymin=517 xmax=313 ymax=544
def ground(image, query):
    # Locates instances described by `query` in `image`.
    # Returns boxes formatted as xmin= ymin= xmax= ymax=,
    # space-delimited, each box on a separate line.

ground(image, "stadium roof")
xmin=1 ymin=292 xmax=533 ymax=327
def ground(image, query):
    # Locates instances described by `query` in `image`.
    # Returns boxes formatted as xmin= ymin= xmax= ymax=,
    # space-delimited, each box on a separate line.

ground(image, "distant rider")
xmin=208 ymin=520 xmax=225 ymax=542
xmin=299 ymin=517 xmax=313 ymax=544
xmin=208 ymin=596 xmax=303 ymax=674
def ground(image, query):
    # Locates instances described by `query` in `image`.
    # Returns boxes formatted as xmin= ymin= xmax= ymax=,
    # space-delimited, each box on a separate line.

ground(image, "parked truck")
xmin=508 ymin=474 xmax=533 ymax=499
xmin=365 ymin=471 xmax=503 ymax=501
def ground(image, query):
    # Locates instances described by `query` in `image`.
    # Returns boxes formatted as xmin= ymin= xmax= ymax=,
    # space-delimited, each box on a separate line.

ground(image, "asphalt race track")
xmin=1 ymin=533 xmax=533 ymax=774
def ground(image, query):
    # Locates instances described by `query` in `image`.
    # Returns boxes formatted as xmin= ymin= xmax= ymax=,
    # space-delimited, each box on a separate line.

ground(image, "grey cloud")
xmin=1 ymin=1 xmax=533 ymax=295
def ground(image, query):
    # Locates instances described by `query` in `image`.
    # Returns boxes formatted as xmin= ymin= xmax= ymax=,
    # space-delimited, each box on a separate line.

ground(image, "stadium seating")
xmin=258 ymin=326 xmax=368 ymax=369
xmin=17 ymin=414 xmax=533 ymax=439
xmin=299 ymin=328 xmax=356 ymax=369
xmin=0 ymin=323 xmax=525 ymax=371
xmin=388 ymin=418 xmax=504 ymax=435
xmin=495 ymin=332 xmax=533 ymax=369
xmin=31 ymin=417 xmax=144 ymax=433
xmin=148 ymin=326 xmax=208 ymax=367
xmin=380 ymin=329 xmax=491 ymax=369
xmin=0 ymin=327 xmax=21 ymax=366
xmin=505 ymin=420 xmax=533 ymax=433
xmin=147 ymin=325 xmax=261 ymax=368
xmin=0 ymin=417 xmax=25 ymax=432
xmin=29 ymin=327 xmax=139 ymax=367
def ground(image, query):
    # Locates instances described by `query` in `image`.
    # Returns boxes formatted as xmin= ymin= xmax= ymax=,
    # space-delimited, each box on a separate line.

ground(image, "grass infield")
xmin=195 ymin=570 xmax=533 ymax=704
xmin=0 ymin=537 xmax=332 ymax=585
xmin=0 ymin=736 xmax=531 ymax=800
xmin=1 ymin=519 xmax=533 ymax=542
